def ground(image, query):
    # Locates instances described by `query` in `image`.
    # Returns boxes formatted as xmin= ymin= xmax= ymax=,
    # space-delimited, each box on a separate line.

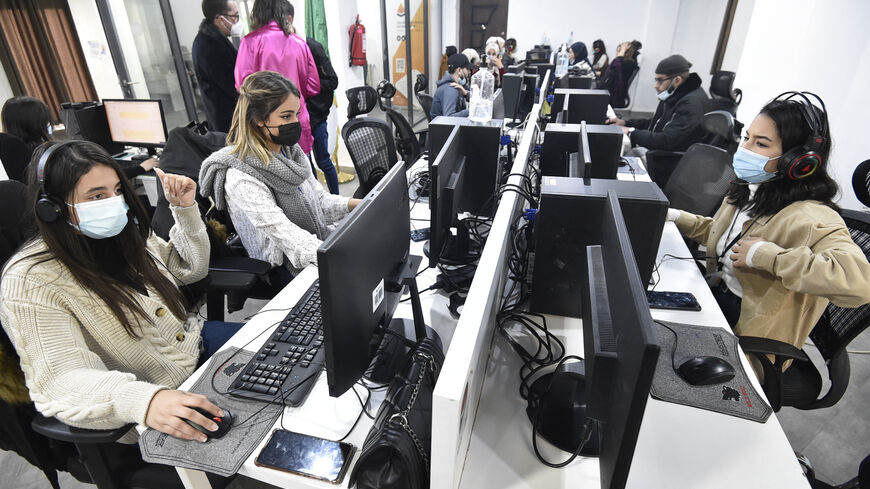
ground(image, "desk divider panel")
xmin=431 ymin=103 xmax=543 ymax=489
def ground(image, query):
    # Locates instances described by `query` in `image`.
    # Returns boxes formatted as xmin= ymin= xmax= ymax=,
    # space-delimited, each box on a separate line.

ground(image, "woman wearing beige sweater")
xmin=1 ymin=140 xmax=233 ymax=443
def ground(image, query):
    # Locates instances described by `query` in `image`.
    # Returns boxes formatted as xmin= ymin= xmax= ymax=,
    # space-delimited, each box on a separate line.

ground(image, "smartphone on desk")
xmin=255 ymin=429 xmax=355 ymax=484
xmin=646 ymin=290 xmax=702 ymax=311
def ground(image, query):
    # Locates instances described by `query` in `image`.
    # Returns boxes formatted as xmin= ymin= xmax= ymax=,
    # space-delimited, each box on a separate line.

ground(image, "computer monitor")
xmin=530 ymin=63 xmax=555 ymax=84
xmin=506 ymin=61 xmax=526 ymax=74
xmin=529 ymin=177 xmax=668 ymax=317
xmin=501 ymin=72 xmax=537 ymax=122
xmin=551 ymin=88 xmax=610 ymax=124
xmin=492 ymin=88 xmax=505 ymax=120
xmin=581 ymin=190 xmax=660 ymax=489
xmin=102 ymin=99 xmax=169 ymax=155
xmin=60 ymin=102 xmax=125 ymax=155
xmin=568 ymin=75 xmax=594 ymax=89
xmin=540 ymin=123 xmax=621 ymax=179
xmin=318 ymin=162 xmax=420 ymax=397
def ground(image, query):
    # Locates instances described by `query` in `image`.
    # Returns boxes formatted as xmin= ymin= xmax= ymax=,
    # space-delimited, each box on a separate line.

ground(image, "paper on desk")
xmin=139 ymin=348 xmax=283 ymax=477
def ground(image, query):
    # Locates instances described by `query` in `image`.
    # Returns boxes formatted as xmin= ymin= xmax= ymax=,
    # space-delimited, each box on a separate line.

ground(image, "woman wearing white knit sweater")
xmin=199 ymin=71 xmax=360 ymax=284
xmin=1 ymin=141 xmax=234 ymax=443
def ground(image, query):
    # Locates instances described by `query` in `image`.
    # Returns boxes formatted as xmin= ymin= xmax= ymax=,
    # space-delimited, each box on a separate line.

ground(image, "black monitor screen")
xmin=318 ymin=162 xmax=411 ymax=397
xmin=583 ymin=191 xmax=660 ymax=489
xmin=103 ymin=99 xmax=169 ymax=147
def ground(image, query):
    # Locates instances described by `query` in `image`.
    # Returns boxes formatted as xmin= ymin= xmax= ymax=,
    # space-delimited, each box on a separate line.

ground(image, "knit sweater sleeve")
xmin=0 ymin=275 xmax=165 ymax=430
xmin=309 ymin=174 xmax=350 ymax=223
xmin=147 ymin=204 xmax=210 ymax=285
xmin=225 ymin=169 xmax=322 ymax=269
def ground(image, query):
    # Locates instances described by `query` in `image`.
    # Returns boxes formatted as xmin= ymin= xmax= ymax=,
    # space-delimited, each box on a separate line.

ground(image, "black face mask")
xmin=264 ymin=121 xmax=302 ymax=147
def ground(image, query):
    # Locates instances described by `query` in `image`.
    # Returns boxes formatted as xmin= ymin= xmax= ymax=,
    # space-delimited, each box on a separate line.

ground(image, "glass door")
xmin=95 ymin=0 xmax=196 ymax=130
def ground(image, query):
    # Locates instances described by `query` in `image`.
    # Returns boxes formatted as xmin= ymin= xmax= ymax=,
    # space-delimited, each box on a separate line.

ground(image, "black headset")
xmin=35 ymin=141 xmax=76 ymax=223
xmin=772 ymin=91 xmax=828 ymax=181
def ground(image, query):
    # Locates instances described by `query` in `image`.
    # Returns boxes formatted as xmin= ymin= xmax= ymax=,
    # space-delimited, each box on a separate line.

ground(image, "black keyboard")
xmin=229 ymin=280 xmax=324 ymax=406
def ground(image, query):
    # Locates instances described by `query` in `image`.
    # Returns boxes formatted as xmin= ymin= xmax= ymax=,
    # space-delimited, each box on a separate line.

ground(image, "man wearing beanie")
xmin=431 ymin=53 xmax=472 ymax=118
xmin=607 ymin=54 xmax=708 ymax=152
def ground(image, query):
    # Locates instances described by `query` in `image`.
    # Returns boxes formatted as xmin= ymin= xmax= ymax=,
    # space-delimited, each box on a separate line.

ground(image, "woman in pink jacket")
xmin=235 ymin=0 xmax=320 ymax=153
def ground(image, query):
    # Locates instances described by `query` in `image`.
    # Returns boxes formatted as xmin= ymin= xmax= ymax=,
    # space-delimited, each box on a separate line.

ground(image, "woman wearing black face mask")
xmin=200 ymin=71 xmax=360 ymax=279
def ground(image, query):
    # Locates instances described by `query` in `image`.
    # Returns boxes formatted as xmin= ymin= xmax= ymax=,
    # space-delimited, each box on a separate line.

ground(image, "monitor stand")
xmin=422 ymin=220 xmax=480 ymax=267
xmin=365 ymin=255 xmax=442 ymax=384
xmin=526 ymin=359 xmax=601 ymax=456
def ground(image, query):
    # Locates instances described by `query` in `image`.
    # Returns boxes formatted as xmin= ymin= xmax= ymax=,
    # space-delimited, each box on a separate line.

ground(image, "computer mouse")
xmin=677 ymin=356 xmax=736 ymax=386
xmin=184 ymin=407 xmax=234 ymax=440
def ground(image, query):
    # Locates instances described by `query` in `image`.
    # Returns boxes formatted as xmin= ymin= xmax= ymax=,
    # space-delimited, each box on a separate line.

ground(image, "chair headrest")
xmin=853 ymin=159 xmax=870 ymax=208
xmin=346 ymin=86 xmax=379 ymax=118
xmin=702 ymin=110 xmax=736 ymax=140
xmin=710 ymin=71 xmax=737 ymax=100
xmin=414 ymin=74 xmax=428 ymax=94
xmin=377 ymin=80 xmax=396 ymax=100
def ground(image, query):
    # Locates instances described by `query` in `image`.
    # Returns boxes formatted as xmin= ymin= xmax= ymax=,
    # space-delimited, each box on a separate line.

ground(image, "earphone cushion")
xmin=779 ymin=146 xmax=821 ymax=180
xmin=35 ymin=196 xmax=64 ymax=223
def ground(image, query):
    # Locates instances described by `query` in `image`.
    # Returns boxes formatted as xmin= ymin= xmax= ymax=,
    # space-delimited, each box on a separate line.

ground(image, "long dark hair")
xmin=15 ymin=141 xmax=188 ymax=337
xmin=592 ymin=39 xmax=607 ymax=66
xmin=1 ymin=96 xmax=51 ymax=151
xmin=250 ymin=0 xmax=294 ymax=35
xmin=725 ymin=98 xmax=839 ymax=217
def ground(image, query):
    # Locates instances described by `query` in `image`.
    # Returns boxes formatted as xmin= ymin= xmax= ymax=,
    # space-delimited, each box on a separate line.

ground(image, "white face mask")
xmin=222 ymin=15 xmax=243 ymax=37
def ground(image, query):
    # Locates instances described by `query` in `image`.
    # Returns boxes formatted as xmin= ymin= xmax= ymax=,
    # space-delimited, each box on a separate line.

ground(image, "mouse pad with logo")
xmin=650 ymin=321 xmax=772 ymax=423
xmin=140 ymin=348 xmax=283 ymax=477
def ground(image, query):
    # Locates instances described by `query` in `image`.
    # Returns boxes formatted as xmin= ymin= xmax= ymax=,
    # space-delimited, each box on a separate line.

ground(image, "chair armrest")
xmin=207 ymin=270 xmax=258 ymax=291
xmin=31 ymin=415 xmax=133 ymax=444
xmin=210 ymin=256 xmax=272 ymax=276
xmin=738 ymin=336 xmax=809 ymax=362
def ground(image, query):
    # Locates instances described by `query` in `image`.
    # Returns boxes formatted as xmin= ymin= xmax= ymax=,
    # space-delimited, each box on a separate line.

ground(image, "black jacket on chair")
xmin=306 ymin=37 xmax=339 ymax=127
xmin=627 ymin=72 xmax=709 ymax=152
xmin=192 ymin=21 xmax=238 ymax=133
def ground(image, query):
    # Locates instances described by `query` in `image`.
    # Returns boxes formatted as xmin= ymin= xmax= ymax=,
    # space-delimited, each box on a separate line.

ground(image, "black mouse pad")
xmin=650 ymin=321 xmax=772 ymax=423
xmin=139 ymin=347 xmax=283 ymax=476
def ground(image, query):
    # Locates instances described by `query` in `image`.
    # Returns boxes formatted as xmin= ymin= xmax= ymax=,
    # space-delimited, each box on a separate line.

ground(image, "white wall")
xmin=0 ymin=63 xmax=13 ymax=103
xmin=504 ymin=0 xmax=731 ymax=113
xmin=734 ymin=0 xmax=870 ymax=211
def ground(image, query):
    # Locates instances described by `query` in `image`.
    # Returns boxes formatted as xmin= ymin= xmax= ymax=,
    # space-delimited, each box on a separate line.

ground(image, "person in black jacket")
xmin=607 ymin=54 xmax=709 ymax=152
xmin=305 ymin=37 xmax=340 ymax=194
xmin=192 ymin=0 xmax=241 ymax=133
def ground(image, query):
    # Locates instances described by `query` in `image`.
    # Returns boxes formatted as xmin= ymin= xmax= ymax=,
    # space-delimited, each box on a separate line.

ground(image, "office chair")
xmin=376 ymin=80 xmax=424 ymax=164
xmin=614 ymin=63 xmax=640 ymax=110
xmin=739 ymin=209 xmax=870 ymax=412
xmin=702 ymin=110 xmax=742 ymax=154
xmin=662 ymin=143 xmax=736 ymax=217
xmin=343 ymin=86 xmax=401 ymax=198
xmin=151 ymin=122 xmax=275 ymax=321
xmin=0 ymin=133 xmax=30 ymax=182
xmin=853 ymin=159 xmax=870 ymax=208
xmin=709 ymin=70 xmax=743 ymax=115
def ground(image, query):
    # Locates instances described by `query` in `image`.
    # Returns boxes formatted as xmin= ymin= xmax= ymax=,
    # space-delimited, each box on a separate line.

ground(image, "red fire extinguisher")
xmin=349 ymin=15 xmax=366 ymax=67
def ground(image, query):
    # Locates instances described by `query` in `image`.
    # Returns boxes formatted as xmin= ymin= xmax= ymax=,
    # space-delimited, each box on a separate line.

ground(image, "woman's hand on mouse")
xmin=730 ymin=236 xmax=765 ymax=268
xmin=145 ymin=390 xmax=223 ymax=442
xmin=154 ymin=168 xmax=197 ymax=208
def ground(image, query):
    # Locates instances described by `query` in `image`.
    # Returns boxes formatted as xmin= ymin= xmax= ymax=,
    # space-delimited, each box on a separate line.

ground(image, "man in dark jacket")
xmin=306 ymin=37 xmax=340 ymax=194
xmin=431 ymin=53 xmax=471 ymax=118
xmin=607 ymin=54 xmax=708 ymax=152
xmin=192 ymin=0 xmax=240 ymax=133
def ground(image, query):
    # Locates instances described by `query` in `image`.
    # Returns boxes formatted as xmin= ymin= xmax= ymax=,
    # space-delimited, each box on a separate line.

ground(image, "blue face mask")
xmin=69 ymin=195 xmax=130 ymax=239
xmin=732 ymin=146 xmax=780 ymax=183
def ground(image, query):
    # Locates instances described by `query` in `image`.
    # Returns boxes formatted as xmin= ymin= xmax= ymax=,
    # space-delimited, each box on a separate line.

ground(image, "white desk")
xmin=455 ymin=223 xmax=810 ymax=489
xmin=168 ymin=165 xmax=457 ymax=489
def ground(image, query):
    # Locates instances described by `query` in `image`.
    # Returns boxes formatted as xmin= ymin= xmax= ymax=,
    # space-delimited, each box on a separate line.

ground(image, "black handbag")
xmin=350 ymin=337 xmax=444 ymax=489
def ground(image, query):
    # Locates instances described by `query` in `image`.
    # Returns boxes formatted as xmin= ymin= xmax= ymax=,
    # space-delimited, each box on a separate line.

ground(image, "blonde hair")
xmin=227 ymin=70 xmax=301 ymax=164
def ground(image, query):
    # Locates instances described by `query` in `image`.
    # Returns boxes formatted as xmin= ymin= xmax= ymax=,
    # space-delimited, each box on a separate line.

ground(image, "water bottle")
xmin=567 ymin=31 xmax=574 ymax=46
xmin=555 ymin=45 xmax=569 ymax=77
xmin=468 ymin=69 xmax=495 ymax=123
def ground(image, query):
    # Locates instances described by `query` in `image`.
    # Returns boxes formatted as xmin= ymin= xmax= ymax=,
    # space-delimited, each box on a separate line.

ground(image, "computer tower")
xmin=551 ymin=88 xmax=610 ymax=124
xmin=428 ymin=116 xmax=467 ymax=158
xmin=529 ymin=177 xmax=668 ymax=317
xmin=540 ymin=123 xmax=622 ymax=179
xmin=60 ymin=102 xmax=125 ymax=155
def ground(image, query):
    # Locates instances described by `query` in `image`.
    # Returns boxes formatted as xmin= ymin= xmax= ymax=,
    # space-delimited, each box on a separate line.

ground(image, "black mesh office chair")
xmin=702 ymin=110 xmax=742 ymax=154
xmin=739 ymin=209 xmax=870 ymax=412
xmin=853 ymin=159 xmax=870 ymax=208
xmin=709 ymin=71 xmax=743 ymax=115
xmin=342 ymin=117 xmax=399 ymax=198
xmin=663 ymin=143 xmax=736 ymax=217
xmin=613 ymin=64 xmax=640 ymax=110
xmin=414 ymin=74 xmax=434 ymax=122
xmin=376 ymin=80 xmax=423 ymax=164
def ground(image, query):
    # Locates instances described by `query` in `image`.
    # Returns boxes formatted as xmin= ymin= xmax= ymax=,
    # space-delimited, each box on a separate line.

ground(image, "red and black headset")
xmin=772 ymin=91 xmax=828 ymax=181
xmin=35 ymin=140 xmax=76 ymax=223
